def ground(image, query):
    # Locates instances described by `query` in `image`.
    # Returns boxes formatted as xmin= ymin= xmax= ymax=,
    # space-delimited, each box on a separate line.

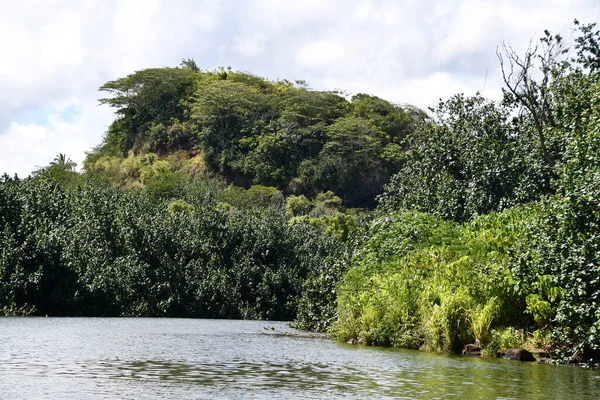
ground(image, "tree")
xmin=180 ymin=58 xmax=200 ymax=72
xmin=98 ymin=67 xmax=198 ymax=155
xmin=496 ymin=31 xmax=569 ymax=167
xmin=379 ymin=93 xmax=545 ymax=221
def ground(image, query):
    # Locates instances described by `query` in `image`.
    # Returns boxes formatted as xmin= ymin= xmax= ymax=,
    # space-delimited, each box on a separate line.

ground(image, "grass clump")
xmin=332 ymin=208 xmax=533 ymax=354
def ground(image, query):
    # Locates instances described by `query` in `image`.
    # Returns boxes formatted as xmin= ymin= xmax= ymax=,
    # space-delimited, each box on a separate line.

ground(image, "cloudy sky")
xmin=1 ymin=0 xmax=598 ymax=177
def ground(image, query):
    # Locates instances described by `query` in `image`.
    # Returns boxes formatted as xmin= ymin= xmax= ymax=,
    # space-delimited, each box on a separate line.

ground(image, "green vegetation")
xmin=378 ymin=93 xmax=553 ymax=221
xmin=332 ymin=209 xmax=527 ymax=351
xmin=1 ymin=20 xmax=599 ymax=365
xmin=0 ymin=171 xmax=345 ymax=319
xmin=334 ymin=21 xmax=600 ymax=363
xmin=89 ymin=63 xmax=420 ymax=208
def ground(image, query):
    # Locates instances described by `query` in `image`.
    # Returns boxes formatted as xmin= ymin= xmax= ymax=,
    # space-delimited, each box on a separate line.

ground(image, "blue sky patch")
xmin=16 ymin=105 xmax=80 ymax=126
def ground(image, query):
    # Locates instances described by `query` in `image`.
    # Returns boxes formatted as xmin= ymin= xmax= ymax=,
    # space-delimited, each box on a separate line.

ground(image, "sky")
xmin=1 ymin=0 xmax=599 ymax=177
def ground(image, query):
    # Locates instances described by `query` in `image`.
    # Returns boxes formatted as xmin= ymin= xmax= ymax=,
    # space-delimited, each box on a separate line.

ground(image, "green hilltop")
xmin=87 ymin=63 xmax=423 ymax=208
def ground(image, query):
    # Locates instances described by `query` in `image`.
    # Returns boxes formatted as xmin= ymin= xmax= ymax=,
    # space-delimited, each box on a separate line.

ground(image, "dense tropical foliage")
xmin=334 ymin=20 xmax=600 ymax=363
xmin=1 ymin=20 xmax=600 ymax=365
xmin=0 ymin=170 xmax=345 ymax=319
xmin=89 ymin=64 xmax=420 ymax=208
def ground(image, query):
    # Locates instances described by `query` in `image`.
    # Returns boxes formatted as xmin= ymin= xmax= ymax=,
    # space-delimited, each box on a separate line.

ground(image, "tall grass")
xmin=332 ymin=208 xmax=534 ymax=353
xmin=471 ymin=297 xmax=500 ymax=347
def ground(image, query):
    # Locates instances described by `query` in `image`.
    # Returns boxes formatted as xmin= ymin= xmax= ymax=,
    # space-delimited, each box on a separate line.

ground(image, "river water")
xmin=1 ymin=318 xmax=599 ymax=399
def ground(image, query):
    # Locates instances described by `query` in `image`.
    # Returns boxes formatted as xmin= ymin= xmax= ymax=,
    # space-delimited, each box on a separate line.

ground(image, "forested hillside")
xmin=86 ymin=63 xmax=421 ymax=208
xmin=1 ymin=20 xmax=599 ymax=364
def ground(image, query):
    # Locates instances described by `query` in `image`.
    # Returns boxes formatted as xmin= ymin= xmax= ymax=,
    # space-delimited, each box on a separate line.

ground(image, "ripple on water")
xmin=1 ymin=318 xmax=600 ymax=399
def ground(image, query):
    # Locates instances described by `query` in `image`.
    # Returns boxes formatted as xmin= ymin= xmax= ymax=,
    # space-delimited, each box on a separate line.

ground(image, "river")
xmin=1 ymin=318 xmax=599 ymax=399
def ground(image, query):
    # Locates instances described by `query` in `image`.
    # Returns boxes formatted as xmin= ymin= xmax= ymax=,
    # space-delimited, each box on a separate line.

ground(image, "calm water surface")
xmin=1 ymin=318 xmax=599 ymax=399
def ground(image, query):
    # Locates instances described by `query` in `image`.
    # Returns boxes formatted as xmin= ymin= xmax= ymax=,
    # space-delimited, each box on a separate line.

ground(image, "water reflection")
xmin=107 ymin=359 xmax=374 ymax=389
xmin=1 ymin=318 xmax=599 ymax=399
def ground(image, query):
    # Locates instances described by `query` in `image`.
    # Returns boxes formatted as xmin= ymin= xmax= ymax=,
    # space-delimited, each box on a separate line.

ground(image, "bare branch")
xmin=496 ymin=37 xmax=563 ymax=167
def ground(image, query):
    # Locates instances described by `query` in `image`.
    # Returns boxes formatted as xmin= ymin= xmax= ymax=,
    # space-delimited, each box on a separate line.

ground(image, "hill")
xmin=86 ymin=64 xmax=423 ymax=208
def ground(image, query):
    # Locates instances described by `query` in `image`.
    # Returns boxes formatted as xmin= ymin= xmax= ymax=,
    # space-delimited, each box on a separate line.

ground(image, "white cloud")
xmin=232 ymin=33 xmax=268 ymax=57
xmin=1 ymin=0 xmax=599 ymax=177
xmin=0 ymin=102 xmax=113 ymax=176
xmin=297 ymin=40 xmax=346 ymax=69
xmin=247 ymin=0 xmax=347 ymax=28
xmin=0 ymin=0 xmax=223 ymax=177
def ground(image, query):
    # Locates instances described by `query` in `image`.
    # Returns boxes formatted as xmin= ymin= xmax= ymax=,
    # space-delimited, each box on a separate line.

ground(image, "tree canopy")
xmin=91 ymin=67 xmax=419 ymax=207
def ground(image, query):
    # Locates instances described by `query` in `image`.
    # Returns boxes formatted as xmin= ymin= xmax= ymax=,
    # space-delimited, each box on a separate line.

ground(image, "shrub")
xmin=167 ymin=200 xmax=194 ymax=215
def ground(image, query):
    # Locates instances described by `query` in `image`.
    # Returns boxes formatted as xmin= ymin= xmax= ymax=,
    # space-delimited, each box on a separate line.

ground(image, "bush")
xmin=0 ymin=173 xmax=344 ymax=320
xmin=332 ymin=209 xmax=534 ymax=352
xmin=483 ymin=328 xmax=526 ymax=356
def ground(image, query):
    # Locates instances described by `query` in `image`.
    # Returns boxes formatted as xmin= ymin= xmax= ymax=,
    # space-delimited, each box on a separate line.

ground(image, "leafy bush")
xmin=483 ymin=328 xmax=526 ymax=356
xmin=0 ymin=173 xmax=344 ymax=320
xmin=332 ymin=209 xmax=533 ymax=352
